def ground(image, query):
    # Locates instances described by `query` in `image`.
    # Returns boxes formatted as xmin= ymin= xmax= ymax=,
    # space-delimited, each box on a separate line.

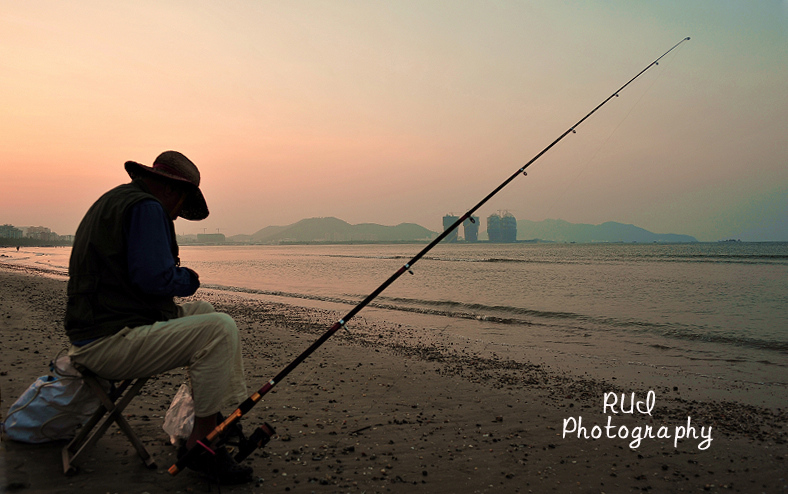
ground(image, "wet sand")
xmin=1 ymin=266 xmax=786 ymax=493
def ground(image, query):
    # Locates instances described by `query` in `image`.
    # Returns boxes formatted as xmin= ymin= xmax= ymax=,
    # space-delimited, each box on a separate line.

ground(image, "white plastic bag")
xmin=2 ymin=355 xmax=104 ymax=443
xmin=162 ymin=383 xmax=195 ymax=445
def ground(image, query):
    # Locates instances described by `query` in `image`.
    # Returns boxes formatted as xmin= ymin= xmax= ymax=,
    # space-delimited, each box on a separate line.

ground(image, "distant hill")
xmin=516 ymin=219 xmax=697 ymax=243
xmin=225 ymin=217 xmax=696 ymax=244
xmin=243 ymin=217 xmax=437 ymax=244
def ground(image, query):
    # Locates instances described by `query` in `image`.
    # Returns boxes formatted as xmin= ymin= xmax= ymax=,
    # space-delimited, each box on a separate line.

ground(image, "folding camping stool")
xmin=62 ymin=370 xmax=157 ymax=474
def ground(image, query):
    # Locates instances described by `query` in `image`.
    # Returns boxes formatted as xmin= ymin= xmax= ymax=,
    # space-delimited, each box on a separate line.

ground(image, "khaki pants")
xmin=68 ymin=301 xmax=247 ymax=417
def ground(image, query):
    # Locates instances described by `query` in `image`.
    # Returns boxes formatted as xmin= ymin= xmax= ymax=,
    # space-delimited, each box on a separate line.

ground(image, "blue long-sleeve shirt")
xmin=125 ymin=199 xmax=199 ymax=297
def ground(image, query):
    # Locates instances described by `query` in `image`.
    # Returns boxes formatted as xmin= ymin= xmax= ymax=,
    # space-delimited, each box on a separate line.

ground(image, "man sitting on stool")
xmin=65 ymin=151 xmax=252 ymax=484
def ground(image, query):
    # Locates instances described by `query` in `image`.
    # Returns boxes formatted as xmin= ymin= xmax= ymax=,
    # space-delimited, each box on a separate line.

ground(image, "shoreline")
xmin=1 ymin=266 xmax=786 ymax=493
xmin=2 ymin=244 xmax=786 ymax=411
xmin=197 ymin=283 xmax=787 ymax=411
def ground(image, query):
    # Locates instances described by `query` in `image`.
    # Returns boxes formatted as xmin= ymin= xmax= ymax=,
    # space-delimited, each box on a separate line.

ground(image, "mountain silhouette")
xmin=516 ymin=219 xmax=697 ymax=243
xmin=226 ymin=217 xmax=697 ymax=244
xmin=243 ymin=217 xmax=436 ymax=243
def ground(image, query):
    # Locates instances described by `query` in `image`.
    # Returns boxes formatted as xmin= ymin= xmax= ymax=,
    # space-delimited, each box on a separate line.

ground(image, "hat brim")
xmin=125 ymin=161 xmax=209 ymax=221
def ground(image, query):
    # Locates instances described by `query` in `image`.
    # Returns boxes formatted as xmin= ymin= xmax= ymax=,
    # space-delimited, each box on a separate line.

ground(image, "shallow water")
xmin=181 ymin=243 xmax=788 ymax=353
xmin=4 ymin=242 xmax=787 ymax=401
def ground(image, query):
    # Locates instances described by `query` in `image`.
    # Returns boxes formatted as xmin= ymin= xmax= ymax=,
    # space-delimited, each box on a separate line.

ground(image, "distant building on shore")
xmin=25 ymin=226 xmax=59 ymax=242
xmin=463 ymin=216 xmax=479 ymax=242
xmin=197 ymin=233 xmax=226 ymax=243
xmin=0 ymin=223 xmax=71 ymax=245
xmin=487 ymin=211 xmax=517 ymax=242
xmin=442 ymin=214 xmax=480 ymax=242
xmin=0 ymin=224 xmax=23 ymax=239
xmin=442 ymin=214 xmax=459 ymax=242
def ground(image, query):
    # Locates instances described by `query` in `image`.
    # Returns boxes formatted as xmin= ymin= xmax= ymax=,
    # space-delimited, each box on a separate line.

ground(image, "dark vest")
xmin=65 ymin=179 xmax=179 ymax=343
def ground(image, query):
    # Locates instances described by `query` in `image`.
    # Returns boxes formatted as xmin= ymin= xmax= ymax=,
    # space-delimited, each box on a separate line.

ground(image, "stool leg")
xmin=62 ymin=376 xmax=157 ymax=474
xmin=108 ymin=379 xmax=157 ymax=469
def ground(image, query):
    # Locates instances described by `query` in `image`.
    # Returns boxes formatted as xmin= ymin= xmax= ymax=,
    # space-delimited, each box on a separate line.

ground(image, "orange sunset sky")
xmin=2 ymin=1 xmax=786 ymax=241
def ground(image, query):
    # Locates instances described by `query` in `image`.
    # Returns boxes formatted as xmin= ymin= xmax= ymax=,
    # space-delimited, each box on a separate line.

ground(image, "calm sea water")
xmin=5 ymin=242 xmax=787 ymax=384
xmin=179 ymin=243 xmax=788 ymax=353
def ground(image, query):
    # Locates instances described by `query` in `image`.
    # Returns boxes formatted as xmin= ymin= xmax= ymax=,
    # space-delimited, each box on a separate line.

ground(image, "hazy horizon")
xmin=182 ymin=215 xmax=704 ymax=240
xmin=0 ymin=214 xmax=761 ymax=243
xmin=2 ymin=2 xmax=786 ymax=242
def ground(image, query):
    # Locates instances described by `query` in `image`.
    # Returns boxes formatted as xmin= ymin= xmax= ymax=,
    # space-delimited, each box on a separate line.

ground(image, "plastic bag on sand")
xmin=163 ymin=383 xmax=195 ymax=445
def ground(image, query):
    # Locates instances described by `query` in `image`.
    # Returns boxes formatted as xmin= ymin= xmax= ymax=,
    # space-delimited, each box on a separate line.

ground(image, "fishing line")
xmin=543 ymin=41 xmax=690 ymax=223
xmin=169 ymin=36 xmax=691 ymax=475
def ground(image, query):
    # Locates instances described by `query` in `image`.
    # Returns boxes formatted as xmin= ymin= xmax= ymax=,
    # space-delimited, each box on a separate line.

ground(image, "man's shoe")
xmin=178 ymin=444 xmax=254 ymax=485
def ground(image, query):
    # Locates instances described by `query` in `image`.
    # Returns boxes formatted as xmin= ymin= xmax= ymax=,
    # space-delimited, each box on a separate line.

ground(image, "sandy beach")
xmin=1 ymin=265 xmax=786 ymax=493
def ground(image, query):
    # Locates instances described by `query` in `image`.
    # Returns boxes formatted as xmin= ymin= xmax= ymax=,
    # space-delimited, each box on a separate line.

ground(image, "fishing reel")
xmin=218 ymin=418 xmax=277 ymax=462
xmin=235 ymin=423 xmax=276 ymax=462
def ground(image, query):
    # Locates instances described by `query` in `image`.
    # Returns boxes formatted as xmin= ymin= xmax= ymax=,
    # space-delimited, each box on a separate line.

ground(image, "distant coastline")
xmin=177 ymin=217 xmax=700 ymax=245
xmin=8 ymin=216 xmax=772 ymax=247
xmin=0 ymin=238 xmax=71 ymax=248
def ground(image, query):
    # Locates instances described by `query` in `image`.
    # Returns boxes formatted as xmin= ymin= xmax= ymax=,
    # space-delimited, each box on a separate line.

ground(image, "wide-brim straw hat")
xmin=124 ymin=151 xmax=209 ymax=221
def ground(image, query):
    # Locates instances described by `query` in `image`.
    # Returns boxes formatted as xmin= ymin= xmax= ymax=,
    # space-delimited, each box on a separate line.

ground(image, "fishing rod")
xmin=169 ymin=36 xmax=690 ymax=475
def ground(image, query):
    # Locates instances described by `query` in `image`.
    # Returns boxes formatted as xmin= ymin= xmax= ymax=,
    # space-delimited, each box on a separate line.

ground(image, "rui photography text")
xmin=562 ymin=391 xmax=713 ymax=450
